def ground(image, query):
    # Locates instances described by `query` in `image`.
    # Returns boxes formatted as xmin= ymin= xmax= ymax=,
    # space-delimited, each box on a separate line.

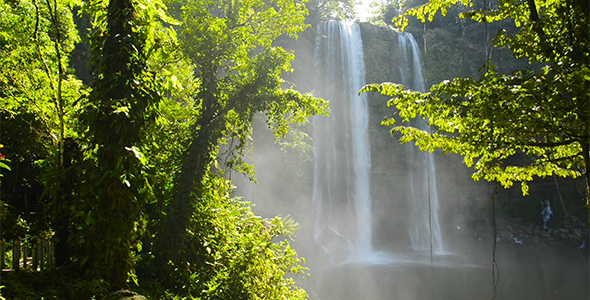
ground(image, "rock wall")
xmin=241 ymin=22 xmax=588 ymax=254
xmin=357 ymin=22 xmax=589 ymax=249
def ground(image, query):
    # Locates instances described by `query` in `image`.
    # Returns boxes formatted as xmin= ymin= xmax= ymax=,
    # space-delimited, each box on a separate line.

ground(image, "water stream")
xmin=398 ymin=32 xmax=446 ymax=255
xmin=313 ymin=21 xmax=374 ymax=263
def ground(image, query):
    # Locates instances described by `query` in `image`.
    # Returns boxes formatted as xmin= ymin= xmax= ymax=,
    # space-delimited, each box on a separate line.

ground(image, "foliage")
xmin=75 ymin=0 xmax=179 ymax=288
xmin=143 ymin=174 xmax=309 ymax=299
xmin=0 ymin=0 xmax=85 ymax=148
xmin=1 ymin=0 xmax=324 ymax=296
xmin=306 ymin=0 xmax=356 ymax=23
xmin=2 ymin=267 xmax=109 ymax=299
xmin=0 ymin=144 xmax=9 ymax=177
xmin=195 ymin=178 xmax=308 ymax=300
xmin=153 ymin=0 xmax=327 ymax=294
xmin=362 ymin=0 xmax=590 ymax=213
xmin=366 ymin=0 xmax=405 ymax=25
xmin=0 ymin=0 xmax=84 ymax=249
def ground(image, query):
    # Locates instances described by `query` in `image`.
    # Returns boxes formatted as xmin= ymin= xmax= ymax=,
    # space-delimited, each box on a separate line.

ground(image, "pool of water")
xmin=300 ymin=241 xmax=589 ymax=300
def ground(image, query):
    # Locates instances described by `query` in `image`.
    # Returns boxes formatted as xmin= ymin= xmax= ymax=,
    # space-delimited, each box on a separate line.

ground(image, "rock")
xmin=559 ymin=228 xmax=569 ymax=234
xmin=102 ymin=290 xmax=147 ymax=300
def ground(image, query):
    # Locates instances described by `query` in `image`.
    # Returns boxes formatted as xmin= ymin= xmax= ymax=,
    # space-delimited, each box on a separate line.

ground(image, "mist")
xmin=232 ymin=21 xmax=589 ymax=300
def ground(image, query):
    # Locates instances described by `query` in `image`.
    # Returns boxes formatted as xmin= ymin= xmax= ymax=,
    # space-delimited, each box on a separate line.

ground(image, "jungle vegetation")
xmin=0 ymin=0 xmax=329 ymax=298
xmin=1 ymin=0 xmax=588 ymax=298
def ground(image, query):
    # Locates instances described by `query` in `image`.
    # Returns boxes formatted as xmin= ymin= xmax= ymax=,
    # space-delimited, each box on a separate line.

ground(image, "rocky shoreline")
xmin=496 ymin=216 xmax=589 ymax=248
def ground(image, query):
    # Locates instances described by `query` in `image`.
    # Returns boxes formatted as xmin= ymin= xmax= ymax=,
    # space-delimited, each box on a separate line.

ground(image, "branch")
xmin=526 ymin=0 xmax=551 ymax=57
xmin=521 ymin=139 xmax=578 ymax=148
xmin=45 ymin=0 xmax=66 ymax=169
xmin=32 ymin=0 xmax=57 ymax=94
xmin=544 ymin=154 xmax=583 ymax=165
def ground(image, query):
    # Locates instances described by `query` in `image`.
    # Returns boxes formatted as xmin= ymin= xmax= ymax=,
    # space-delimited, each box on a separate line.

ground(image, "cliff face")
xmin=362 ymin=23 xmax=588 ymax=247
xmin=275 ymin=22 xmax=465 ymax=236
xmin=273 ymin=23 xmax=491 ymax=250
xmin=253 ymin=22 xmax=587 ymax=251
xmin=359 ymin=23 xmax=402 ymax=86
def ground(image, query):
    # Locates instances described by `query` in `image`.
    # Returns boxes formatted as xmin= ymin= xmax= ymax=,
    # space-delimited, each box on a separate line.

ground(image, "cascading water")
xmin=312 ymin=24 xmax=446 ymax=264
xmin=398 ymin=32 xmax=446 ymax=255
xmin=313 ymin=21 xmax=373 ymax=263
xmin=238 ymin=22 xmax=589 ymax=300
xmin=397 ymin=33 xmax=425 ymax=92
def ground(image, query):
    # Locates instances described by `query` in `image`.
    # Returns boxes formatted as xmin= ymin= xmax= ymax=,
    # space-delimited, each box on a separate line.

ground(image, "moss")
xmin=357 ymin=24 xmax=411 ymax=185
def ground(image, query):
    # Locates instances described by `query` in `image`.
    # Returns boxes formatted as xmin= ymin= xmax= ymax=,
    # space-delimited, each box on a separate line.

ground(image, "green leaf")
xmin=126 ymin=146 xmax=147 ymax=166
xmin=85 ymin=211 xmax=94 ymax=226
xmin=0 ymin=162 xmax=10 ymax=171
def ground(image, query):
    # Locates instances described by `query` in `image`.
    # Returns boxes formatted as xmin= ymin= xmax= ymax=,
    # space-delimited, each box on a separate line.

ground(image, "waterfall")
xmin=311 ymin=23 xmax=446 ymax=264
xmin=398 ymin=32 xmax=446 ymax=255
xmin=397 ymin=33 xmax=425 ymax=92
xmin=313 ymin=21 xmax=373 ymax=263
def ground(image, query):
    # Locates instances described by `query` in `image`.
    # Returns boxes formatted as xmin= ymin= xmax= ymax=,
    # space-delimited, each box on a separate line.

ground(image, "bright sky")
xmin=356 ymin=0 xmax=374 ymax=22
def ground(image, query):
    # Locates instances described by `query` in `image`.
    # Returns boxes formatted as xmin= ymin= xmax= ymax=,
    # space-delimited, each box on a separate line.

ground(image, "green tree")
xmin=362 ymin=0 xmax=590 ymax=214
xmin=151 ymin=0 xmax=327 ymax=295
xmin=0 ymin=0 xmax=84 ymax=261
xmin=306 ymin=0 xmax=357 ymax=23
xmin=78 ymin=0 xmax=176 ymax=288
xmin=366 ymin=0 xmax=405 ymax=25
xmin=1 ymin=0 xmax=325 ymax=296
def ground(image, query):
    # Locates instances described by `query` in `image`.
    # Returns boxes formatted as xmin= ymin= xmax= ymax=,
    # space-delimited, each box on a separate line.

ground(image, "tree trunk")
xmin=83 ymin=0 xmax=150 ymax=288
xmin=582 ymin=142 xmax=590 ymax=222
xmin=154 ymin=108 xmax=223 ymax=282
